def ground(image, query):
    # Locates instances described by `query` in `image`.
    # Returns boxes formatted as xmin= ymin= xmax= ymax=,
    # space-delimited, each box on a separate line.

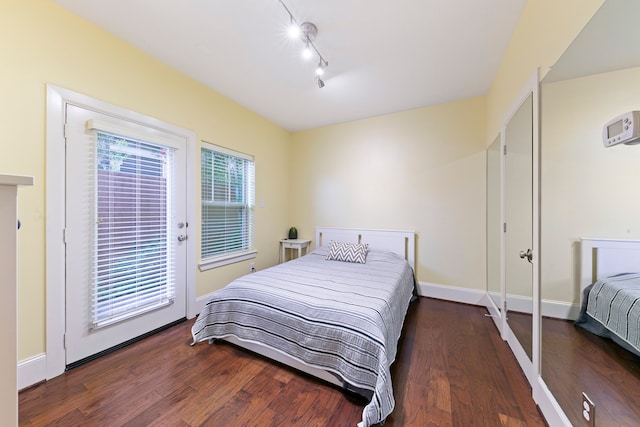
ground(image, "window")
xmin=92 ymin=130 xmax=176 ymax=328
xmin=200 ymin=142 xmax=255 ymax=270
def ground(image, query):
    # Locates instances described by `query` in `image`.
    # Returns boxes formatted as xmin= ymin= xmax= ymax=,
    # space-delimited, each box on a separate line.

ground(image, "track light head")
xmin=315 ymin=59 xmax=327 ymax=76
xmin=302 ymin=43 xmax=313 ymax=60
xmin=287 ymin=22 xmax=300 ymax=39
xmin=317 ymin=77 xmax=325 ymax=89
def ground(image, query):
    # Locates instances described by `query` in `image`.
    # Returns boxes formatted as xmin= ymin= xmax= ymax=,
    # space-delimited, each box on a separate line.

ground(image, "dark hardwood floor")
xmin=541 ymin=316 xmax=640 ymax=427
xmin=19 ymin=298 xmax=545 ymax=426
xmin=507 ymin=311 xmax=533 ymax=359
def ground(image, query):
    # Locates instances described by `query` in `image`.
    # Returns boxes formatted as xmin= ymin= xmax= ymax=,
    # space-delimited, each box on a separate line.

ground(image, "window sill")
xmin=199 ymin=250 xmax=257 ymax=271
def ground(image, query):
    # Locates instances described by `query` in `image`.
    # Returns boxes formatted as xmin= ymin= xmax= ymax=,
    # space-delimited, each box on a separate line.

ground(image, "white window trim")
xmin=200 ymin=141 xmax=256 ymax=269
xmin=198 ymin=250 xmax=257 ymax=271
xmin=45 ymin=84 xmax=198 ymax=380
xmin=203 ymin=141 xmax=253 ymax=161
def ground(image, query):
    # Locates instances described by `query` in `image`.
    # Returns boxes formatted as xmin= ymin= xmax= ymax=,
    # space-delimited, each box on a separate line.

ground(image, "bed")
xmin=191 ymin=227 xmax=417 ymax=427
xmin=575 ymin=238 xmax=640 ymax=357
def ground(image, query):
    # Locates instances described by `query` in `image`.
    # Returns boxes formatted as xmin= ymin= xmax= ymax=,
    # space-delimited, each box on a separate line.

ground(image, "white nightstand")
xmin=280 ymin=239 xmax=311 ymax=263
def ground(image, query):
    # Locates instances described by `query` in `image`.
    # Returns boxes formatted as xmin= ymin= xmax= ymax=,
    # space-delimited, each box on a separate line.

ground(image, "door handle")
xmin=519 ymin=248 xmax=533 ymax=263
xmin=178 ymin=235 xmax=188 ymax=242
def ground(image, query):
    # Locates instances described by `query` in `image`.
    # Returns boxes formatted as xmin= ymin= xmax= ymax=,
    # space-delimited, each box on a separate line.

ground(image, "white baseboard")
xmin=509 ymin=295 xmax=580 ymax=320
xmin=19 ymin=293 xmax=216 ymax=390
xmin=417 ymin=281 xmax=487 ymax=306
xmin=535 ymin=376 xmax=572 ymax=427
xmin=18 ymin=353 xmax=46 ymax=390
xmin=542 ymin=300 xmax=580 ymax=320
xmin=195 ymin=292 xmax=218 ymax=315
xmin=506 ymin=294 xmax=534 ymax=314
xmin=419 ymin=281 xmax=579 ymax=319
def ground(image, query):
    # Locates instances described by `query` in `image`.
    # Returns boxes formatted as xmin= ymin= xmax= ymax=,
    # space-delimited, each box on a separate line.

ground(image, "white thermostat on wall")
xmin=603 ymin=110 xmax=640 ymax=147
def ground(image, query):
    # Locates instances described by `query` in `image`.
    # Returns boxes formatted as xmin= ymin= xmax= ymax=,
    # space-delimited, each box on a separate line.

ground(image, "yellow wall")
xmin=0 ymin=0 xmax=615 ymax=363
xmin=288 ymin=0 xmax=609 ymax=297
xmin=541 ymin=66 xmax=640 ymax=304
xmin=1 ymin=0 xmax=291 ymax=360
xmin=290 ymin=97 xmax=488 ymax=289
xmin=486 ymin=0 xmax=605 ymax=144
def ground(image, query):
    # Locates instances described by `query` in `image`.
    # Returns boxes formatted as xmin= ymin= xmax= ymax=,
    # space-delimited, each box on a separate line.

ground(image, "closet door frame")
xmin=498 ymin=69 xmax=541 ymax=388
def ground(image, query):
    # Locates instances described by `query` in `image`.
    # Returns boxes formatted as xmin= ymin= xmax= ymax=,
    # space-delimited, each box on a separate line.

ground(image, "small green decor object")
xmin=288 ymin=227 xmax=298 ymax=239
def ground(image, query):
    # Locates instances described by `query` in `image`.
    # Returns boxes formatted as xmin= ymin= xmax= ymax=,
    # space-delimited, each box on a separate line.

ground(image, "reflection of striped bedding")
xmin=191 ymin=248 xmax=415 ymax=427
xmin=586 ymin=273 xmax=640 ymax=353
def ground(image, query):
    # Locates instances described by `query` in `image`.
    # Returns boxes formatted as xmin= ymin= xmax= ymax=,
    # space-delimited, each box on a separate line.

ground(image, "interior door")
xmin=504 ymin=93 xmax=534 ymax=361
xmin=486 ymin=134 xmax=502 ymax=316
xmin=64 ymin=104 xmax=187 ymax=365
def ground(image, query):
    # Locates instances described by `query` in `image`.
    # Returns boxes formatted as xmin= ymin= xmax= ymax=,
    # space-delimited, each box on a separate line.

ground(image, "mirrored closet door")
xmin=539 ymin=0 xmax=640 ymax=425
xmin=504 ymin=93 xmax=534 ymax=363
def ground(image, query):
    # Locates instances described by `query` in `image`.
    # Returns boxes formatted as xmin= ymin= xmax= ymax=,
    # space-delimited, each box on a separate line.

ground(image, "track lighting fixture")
xmin=279 ymin=0 xmax=329 ymax=88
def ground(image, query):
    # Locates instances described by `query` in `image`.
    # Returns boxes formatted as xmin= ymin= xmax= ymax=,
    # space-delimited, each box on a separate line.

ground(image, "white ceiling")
xmin=52 ymin=0 xmax=526 ymax=131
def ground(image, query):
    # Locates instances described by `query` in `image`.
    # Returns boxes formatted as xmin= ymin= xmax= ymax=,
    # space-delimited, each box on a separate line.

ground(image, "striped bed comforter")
xmin=582 ymin=273 xmax=640 ymax=355
xmin=191 ymin=248 xmax=416 ymax=427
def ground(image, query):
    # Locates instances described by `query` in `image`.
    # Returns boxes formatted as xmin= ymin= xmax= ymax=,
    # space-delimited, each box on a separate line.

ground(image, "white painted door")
xmin=65 ymin=104 xmax=187 ymax=365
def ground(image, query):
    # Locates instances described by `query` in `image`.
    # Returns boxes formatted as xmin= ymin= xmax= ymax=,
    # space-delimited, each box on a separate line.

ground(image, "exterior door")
xmin=64 ymin=104 xmax=187 ymax=365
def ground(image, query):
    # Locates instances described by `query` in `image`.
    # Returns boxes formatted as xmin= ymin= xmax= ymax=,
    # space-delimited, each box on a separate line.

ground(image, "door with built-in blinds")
xmin=65 ymin=104 xmax=187 ymax=365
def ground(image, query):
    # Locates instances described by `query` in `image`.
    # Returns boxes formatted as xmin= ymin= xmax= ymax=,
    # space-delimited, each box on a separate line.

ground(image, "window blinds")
xmin=90 ymin=129 xmax=176 ymax=329
xmin=201 ymin=143 xmax=255 ymax=260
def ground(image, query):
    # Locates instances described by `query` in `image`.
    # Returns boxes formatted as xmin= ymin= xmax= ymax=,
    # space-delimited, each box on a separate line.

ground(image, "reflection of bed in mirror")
xmin=576 ymin=238 xmax=640 ymax=357
xmin=542 ymin=238 xmax=640 ymax=426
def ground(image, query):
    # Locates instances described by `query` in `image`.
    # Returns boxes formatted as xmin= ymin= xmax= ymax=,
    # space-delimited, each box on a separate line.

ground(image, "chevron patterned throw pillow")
xmin=325 ymin=241 xmax=369 ymax=264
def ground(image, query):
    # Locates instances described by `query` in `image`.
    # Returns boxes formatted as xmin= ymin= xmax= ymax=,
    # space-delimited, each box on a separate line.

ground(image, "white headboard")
xmin=580 ymin=238 xmax=640 ymax=300
xmin=315 ymin=226 xmax=416 ymax=272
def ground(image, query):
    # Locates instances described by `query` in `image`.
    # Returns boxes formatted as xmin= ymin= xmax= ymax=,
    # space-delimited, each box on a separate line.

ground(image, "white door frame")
xmin=45 ymin=85 xmax=198 ymax=379
xmin=489 ymin=69 xmax=572 ymax=426
xmin=498 ymin=69 xmax=540 ymax=387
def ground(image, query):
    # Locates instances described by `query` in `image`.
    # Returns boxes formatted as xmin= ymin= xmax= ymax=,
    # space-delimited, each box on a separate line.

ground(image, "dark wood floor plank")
xmin=542 ymin=316 xmax=640 ymax=427
xmin=18 ymin=378 xmax=89 ymax=425
xmin=323 ymin=393 xmax=367 ymax=427
xmin=41 ymin=408 xmax=88 ymax=427
xmin=445 ymin=304 xmax=479 ymax=427
xmin=20 ymin=297 xmax=545 ymax=427
xmin=180 ymin=351 xmax=268 ymax=426
xmin=490 ymin=321 xmax=544 ymax=427
xmin=120 ymin=384 xmax=197 ymax=427
xmin=218 ymin=364 xmax=289 ymax=426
